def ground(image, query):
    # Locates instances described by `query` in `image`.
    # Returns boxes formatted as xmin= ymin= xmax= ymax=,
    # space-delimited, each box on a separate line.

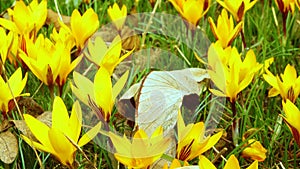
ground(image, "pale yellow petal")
xmin=199 ymin=155 xmax=217 ymax=169
xmin=78 ymin=122 xmax=101 ymax=147
xmin=112 ymin=70 xmax=129 ymax=100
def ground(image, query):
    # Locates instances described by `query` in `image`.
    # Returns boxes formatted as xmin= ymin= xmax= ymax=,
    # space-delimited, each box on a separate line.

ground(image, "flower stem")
xmin=231 ymin=100 xmax=239 ymax=147
xmin=240 ymin=29 xmax=246 ymax=49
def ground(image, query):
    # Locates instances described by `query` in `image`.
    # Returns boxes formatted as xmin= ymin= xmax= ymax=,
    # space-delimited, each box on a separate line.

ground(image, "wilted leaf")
xmin=0 ymin=131 xmax=18 ymax=164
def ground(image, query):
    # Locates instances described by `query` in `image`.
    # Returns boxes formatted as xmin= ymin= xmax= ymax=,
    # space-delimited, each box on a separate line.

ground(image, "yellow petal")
xmin=86 ymin=36 xmax=107 ymax=65
xmin=68 ymin=101 xmax=82 ymax=142
xmin=21 ymin=134 xmax=53 ymax=154
xmin=7 ymin=68 xmax=28 ymax=99
xmin=199 ymin=155 xmax=217 ymax=169
xmin=224 ymin=155 xmax=240 ymax=169
xmin=208 ymin=17 xmax=220 ymax=42
xmin=78 ymin=122 xmax=101 ymax=147
xmin=71 ymin=71 xmax=94 ymax=106
xmin=52 ymin=97 xmax=69 ymax=134
xmin=23 ymin=114 xmax=52 ymax=150
xmin=241 ymin=139 xmax=267 ymax=161
xmin=198 ymin=131 xmax=223 ymax=154
xmin=48 ymin=128 xmax=76 ymax=166
xmin=109 ymin=132 xmax=131 ymax=157
xmin=94 ymin=67 xmax=113 ymax=120
xmin=112 ymin=70 xmax=129 ymax=100
xmin=282 ymin=100 xmax=300 ymax=132
xmin=246 ymin=160 xmax=258 ymax=169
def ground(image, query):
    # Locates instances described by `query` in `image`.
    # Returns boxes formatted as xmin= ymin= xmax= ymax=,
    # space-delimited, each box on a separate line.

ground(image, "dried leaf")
xmin=119 ymin=68 xmax=208 ymax=135
xmin=37 ymin=111 xmax=52 ymax=127
xmin=46 ymin=9 xmax=70 ymax=30
xmin=13 ymin=120 xmax=32 ymax=138
xmin=0 ymin=120 xmax=13 ymax=132
xmin=0 ymin=131 xmax=18 ymax=164
xmin=16 ymin=97 xmax=44 ymax=117
xmin=120 ymin=26 xmax=140 ymax=51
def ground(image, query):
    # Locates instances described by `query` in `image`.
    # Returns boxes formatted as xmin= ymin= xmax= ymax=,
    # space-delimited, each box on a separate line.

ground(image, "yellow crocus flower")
xmin=282 ymin=100 xmax=300 ymax=146
xmin=19 ymin=34 xmax=61 ymax=87
xmin=0 ymin=27 xmax=14 ymax=63
xmin=176 ymin=111 xmax=223 ymax=161
xmin=241 ymin=139 xmax=267 ymax=162
xmin=208 ymin=9 xmax=243 ymax=48
xmin=85 ymin=36 xmax=133 ymax=75
xmin=208 ymin=43 xmax=262 ymax=102
xmin=51 ymin=27 xmax=75 ymax=51
xmin=71 ymin=68 xmax=129 ymax=122
xmin=274 ymin=0 xmax=296 ymax=15
xmin=199 ymin=155 xmax=258 ymax=169
xmin=108 ymin=126 xmax=170 ymax=168
xmin=56 ymin=46 xmax=82 ymax=89
xmin=0 ymin=0 xmax=47 ymax=36
xmin=169 ymin=0 xmax=211 ymax=29
xmin=0 ymin=68 xmax=29 ymax=116
xmin=263 ymin=64 xmax=300 ymax=103
xmin=107 ymin=3 xmax=127 ymax=31
xmin=61 ymin=8 xmax=99 ymax=51
xmin=216 ymin=0 xmax=258 ymax=22
xmin=22 ymin=97 xmax=101 ymax=168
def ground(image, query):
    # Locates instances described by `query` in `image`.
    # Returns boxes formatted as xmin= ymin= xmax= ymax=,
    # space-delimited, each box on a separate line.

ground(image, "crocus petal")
xmin=78 ymin=122 xmax=101 ymax=147
xmin=224 ymin=155 xmax=240 ymax=169
xmin=94 ymin=67 xmax=113 ymax=120
xmin=86 ymin=36 xmax=107 ymax=65
xmin=68 ymin=101 xmax=82 ymax=142
xmin=282 ymin=100 xmax=300 ymax=131
xmin=71 ymin=71 xmax=95 ymax=106
xmin=109 ymin=132 xmax=131 ymax=157
xmin=241 ymin=139 xmax=267 ymax=161
xmin=246 ymin=160 xmax=258 ymax=169
xmin=21 ymin=135 xmax=53 ymax=154
xmin=199 ymin=155 xmax=217 ymax=169
xmin=23 ymin=114 xmax=52 ymax=150
xmin=48 ymin=128 xmax=76 ymax=166
xmin=52 ymin=97 xmax=69 ymax=134
xmin=198 ymin=131 xmax=223 ymax=154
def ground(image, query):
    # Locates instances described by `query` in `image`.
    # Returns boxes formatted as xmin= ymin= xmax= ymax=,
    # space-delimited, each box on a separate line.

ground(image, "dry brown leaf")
xmin=0 ymin=131 xmax=18 ymax=164
xmin=13 ymin=120 xmax=32 ymax=138
xmin=16 ymin=97 xmax=44 ymax=117
xmin=37 ymin=111 xmax=52 ymax=127
xmin=46 ymin=9 xmax=70 ymax=30
xmin=120 ymin=26 xmax=141 ymax=51
xmin=0 ymin=120 xmax=13 ymax=132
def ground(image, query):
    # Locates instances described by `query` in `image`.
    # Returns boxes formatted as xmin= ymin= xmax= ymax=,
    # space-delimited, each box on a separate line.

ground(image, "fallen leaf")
xmin=16 ymin=97 xmax=44 ymax=117
xmin=120 ymin=26 xmax=140 ymax=51
xmin=0 ymin=131 xmax=18 ymax=164
xmin=0 ymin=120 xmax=13 ymax=132
xmin=118 ymin=68 xmax=209 ymax=135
